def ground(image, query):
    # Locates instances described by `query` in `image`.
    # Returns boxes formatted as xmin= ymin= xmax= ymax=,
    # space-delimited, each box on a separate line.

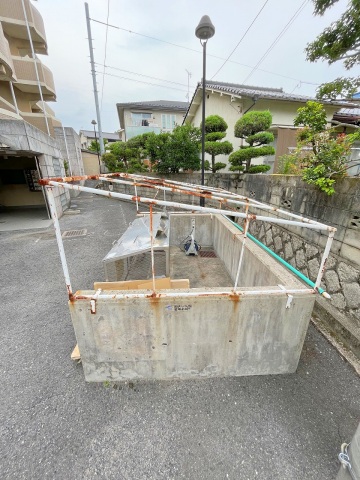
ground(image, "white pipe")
xmin=234 ymin=202 xmax=249 ymax=290
xmin=45 ymin=186 xmax=73 ymax=297
xmin=61 ymin=126 xmax=73 ymax=176
xmin=48 ymin=180 xmax=334 ymax=232
xmin=314 ymin=231 xmax=334 ymax=290
xmin=134 ymin=184 xmax=139 ymax=212
xmin=149 ymin=205 xmax=156 ymax=291
xmin=99 ymin=175 xmax=332 ymax=231
xmin=74 ymin=287 xmax=315 ymax=301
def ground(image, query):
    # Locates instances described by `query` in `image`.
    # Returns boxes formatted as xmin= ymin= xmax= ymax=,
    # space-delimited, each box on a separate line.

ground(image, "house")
xmin=79 ymin=129 xmax=123 ymax=150
xmin=0 ymin=0 xmax=83 ymax=220
xmin=116 ymin=100 xmax=188 ymax=141
xmin=183 ymin=81 xmax=353 ymax=172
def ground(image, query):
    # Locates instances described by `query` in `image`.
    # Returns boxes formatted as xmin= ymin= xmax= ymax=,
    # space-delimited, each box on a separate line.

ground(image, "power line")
xmin=243 ymin=0 xmax=309 ymax=84
xmin=90 ymin=17 xmax=319 ymax=86
xmin=96 ymin=70 xmax=189 ymax=92
xmin=211 ymin=0 xmax=270 ymax=80
xmin=100 ymin=0 xmax=111 ymax=112
xmin=95 ymin=62 xmax=196 ymax=89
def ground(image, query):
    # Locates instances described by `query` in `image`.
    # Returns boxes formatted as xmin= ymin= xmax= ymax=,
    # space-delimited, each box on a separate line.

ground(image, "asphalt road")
xmin=0 ymin=191 xmax=359 ymax=480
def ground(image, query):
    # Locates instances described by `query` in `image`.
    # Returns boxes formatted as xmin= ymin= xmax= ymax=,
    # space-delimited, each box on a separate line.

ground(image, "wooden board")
xmin=94 ymin=277 xmax=189 ymax=291
xmin=71 ymin=344 xmax=81 ymax=361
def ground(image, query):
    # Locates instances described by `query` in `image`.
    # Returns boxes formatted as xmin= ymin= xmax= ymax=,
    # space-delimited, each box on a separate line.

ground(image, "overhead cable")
xmin=243 ymin=0 xmax=309 ymax=84
xmin=95 ymin=62 xmax=196 ymax=89
xmin=96 ymin=70 xmax=189 ymax=92
xmin=211 ymin=0 xmax=270 ymax=80
xmin=90 ymin=17 xmax=319 ymax=86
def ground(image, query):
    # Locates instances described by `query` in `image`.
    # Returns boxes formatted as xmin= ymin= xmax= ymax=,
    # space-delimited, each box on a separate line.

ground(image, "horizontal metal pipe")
xmin=40 ymin=173 xmax=335 ymax=232
xmin=73 ymin=287 xmax=314 ymax=301
xmin=48 ymin=181 xmax=334 ymax=231
xmin=99 ymin=176 xmax=333 ymax=231
xmin=224 ymin=215 xmax=331 ymax=299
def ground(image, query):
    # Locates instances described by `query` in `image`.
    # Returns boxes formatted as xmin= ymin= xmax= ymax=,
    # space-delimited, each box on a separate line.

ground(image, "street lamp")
xmin=195 ymin=15 xmax=215 ymax=207
xmin=91 ymin=119 xmax=101 ymax=171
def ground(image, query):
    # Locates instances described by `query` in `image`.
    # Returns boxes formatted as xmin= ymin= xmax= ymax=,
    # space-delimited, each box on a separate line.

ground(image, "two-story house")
xmin=116 ymin=100 xmax=188 ymax=141
xmin=183 ymin=81 xmax=352 ymax=172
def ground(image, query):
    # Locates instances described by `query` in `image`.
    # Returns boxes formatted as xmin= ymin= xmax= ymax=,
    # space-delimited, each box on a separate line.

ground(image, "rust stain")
xmin=228 ymin=292 xmax=241 ymax=303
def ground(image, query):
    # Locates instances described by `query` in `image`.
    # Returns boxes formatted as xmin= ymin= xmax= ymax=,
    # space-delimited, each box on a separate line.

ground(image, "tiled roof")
xmin=204 ymin=81 xmax=350 ymax=105
xmin=335 ymin=108 xmax=360 ymax=116
xmin=80 ymin=130 xmax=121 ymax=140
xmin=116 ymin=100 xmax=188 ymax=111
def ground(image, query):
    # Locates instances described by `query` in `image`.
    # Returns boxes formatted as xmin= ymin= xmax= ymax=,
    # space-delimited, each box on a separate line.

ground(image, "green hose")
xmin=224 ymin=215 xmax=329 ymax=298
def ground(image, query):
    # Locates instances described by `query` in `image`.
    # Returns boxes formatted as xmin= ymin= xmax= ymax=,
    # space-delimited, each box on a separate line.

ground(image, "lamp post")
xmin=91 ymin=119 xmax=101 ymax=171
xmin=195 ymin=15 xmax=215 ymax=207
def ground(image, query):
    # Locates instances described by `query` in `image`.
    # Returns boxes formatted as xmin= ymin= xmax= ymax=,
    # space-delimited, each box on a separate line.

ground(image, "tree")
xmin=203 ymin=115 xmax=233 ymax=173
xmin=305 ymin=0 xmax=360 ymax=99
xmin=278 ymin=101 xmax=360 ymax=195
xmin=88 ymin=138 xmax=108 ymax=153
xmin=104 ymin=137 xmax=149 ymax=173
xmin=229 ymin=111 xmax=274 ymax=173
xmin=108 ymin=141 xmax=134 ymax=169
xmin=146 ymin=125 xmax=201 ymax=174
xmin=102 ymin=152 xmax=125 ymax=172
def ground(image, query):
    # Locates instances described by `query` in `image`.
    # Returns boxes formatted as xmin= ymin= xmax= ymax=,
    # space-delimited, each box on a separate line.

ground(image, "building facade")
xmin=184 ymin=81 xmax=353 ymax=172
xmin=79 ymin=129 xmax=122 ymax=150
xmin=0 ymin=0 xmax=81 ymax=219
xmin=116 ymin=100 xmax=188 ymax=141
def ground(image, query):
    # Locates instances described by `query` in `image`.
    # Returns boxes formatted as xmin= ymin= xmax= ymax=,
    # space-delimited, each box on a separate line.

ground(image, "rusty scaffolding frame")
xmin=39 ymin=173 xmax=336 ymax=302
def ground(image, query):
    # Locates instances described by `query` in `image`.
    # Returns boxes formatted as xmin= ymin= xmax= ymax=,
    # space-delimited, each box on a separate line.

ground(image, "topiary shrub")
xmin=204 ymin=115 xmax=233 ymax=173
xmin=229 ymin=110 xmax=275 ymax=173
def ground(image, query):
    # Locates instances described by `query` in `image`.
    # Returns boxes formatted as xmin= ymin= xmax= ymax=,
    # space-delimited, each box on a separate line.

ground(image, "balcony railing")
xmin=125 ymin=125 xmax=161 ymax=140
xmin=0 ymin=0 xmax=47 ymax=54
xmin=12 ymin=56 xmax=56 ymax=100
xmin=0 ymin=23 xmax=16 ymax=81
xmin=21 ymin=111 xmax=55 ymax=137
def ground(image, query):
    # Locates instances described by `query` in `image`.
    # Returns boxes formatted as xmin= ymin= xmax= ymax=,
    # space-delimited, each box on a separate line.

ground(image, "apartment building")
xmin=0 ymin=0 xmax=77 ymax=220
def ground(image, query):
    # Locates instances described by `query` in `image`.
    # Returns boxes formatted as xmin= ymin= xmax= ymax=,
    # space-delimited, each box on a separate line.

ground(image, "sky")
xmin=34 ymin=0 xmax=350 ymax=134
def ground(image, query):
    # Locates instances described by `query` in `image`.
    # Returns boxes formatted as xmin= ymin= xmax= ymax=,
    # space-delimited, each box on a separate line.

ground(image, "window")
xmin=131 ymin=112 xmax=152 ymax=126
xmin=161 ymin=114 xmax=176 ymax=130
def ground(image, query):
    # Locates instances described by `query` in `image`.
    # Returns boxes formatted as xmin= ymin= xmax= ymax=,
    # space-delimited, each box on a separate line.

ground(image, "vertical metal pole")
xmin=134 ymin=185 xmax=139 ymax=213
xmin=85 ymin=2 xmax=105 ymax=156
xmin=21 ymin=0 xmax=50 ymax=136
xmin=149 ymin=204 xmax=156 ymax=292
xmin=200 ymin=40 xmax=207 ymax=208
xmin=35 ymin=156 xmax=51 ymax=219
xmin=233 ymin=203 xmax=250 ymax=290
xmin=9 ymin=82 xmax=19 ymax=115
xmin=45 ymin=186 xmax=73 ymax=298
xmin=314 ymin=231 xmax=334 ymax=291
xmin=93 ymin=124 xmax=101 ymax=169
xmin=62 ymin=126 xmax=73 ymax=176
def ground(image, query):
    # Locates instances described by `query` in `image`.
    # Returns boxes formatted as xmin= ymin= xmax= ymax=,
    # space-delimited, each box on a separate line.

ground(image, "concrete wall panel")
xmin=70 ymin=289 xmax=314 ymax=382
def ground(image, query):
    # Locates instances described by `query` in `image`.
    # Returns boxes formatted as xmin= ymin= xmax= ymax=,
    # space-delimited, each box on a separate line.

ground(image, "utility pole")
xmin=85 ymin=2 xmax=105 ymax=156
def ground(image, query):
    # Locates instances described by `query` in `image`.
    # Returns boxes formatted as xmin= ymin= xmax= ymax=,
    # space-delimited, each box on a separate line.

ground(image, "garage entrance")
xmin=0 ymin=153 xmax=51 ymax=231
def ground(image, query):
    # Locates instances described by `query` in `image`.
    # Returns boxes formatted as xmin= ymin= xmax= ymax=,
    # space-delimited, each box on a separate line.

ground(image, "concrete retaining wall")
xmin=70 ymin=214 xmax=315 ymax=382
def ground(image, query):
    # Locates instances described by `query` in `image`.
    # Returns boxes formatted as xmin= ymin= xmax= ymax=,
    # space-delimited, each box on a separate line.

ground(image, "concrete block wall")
xmin=0 ymin=118 xmax=70 ymax=215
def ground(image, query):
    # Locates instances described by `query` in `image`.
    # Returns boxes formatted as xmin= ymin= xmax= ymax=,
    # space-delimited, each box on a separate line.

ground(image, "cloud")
xmin=35 ymin=0 xmax=350 ymax=133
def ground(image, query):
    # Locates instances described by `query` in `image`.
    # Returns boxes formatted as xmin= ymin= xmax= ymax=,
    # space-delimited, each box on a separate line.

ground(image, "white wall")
xmin=190 ymin=92 xmax=340 ymax=171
